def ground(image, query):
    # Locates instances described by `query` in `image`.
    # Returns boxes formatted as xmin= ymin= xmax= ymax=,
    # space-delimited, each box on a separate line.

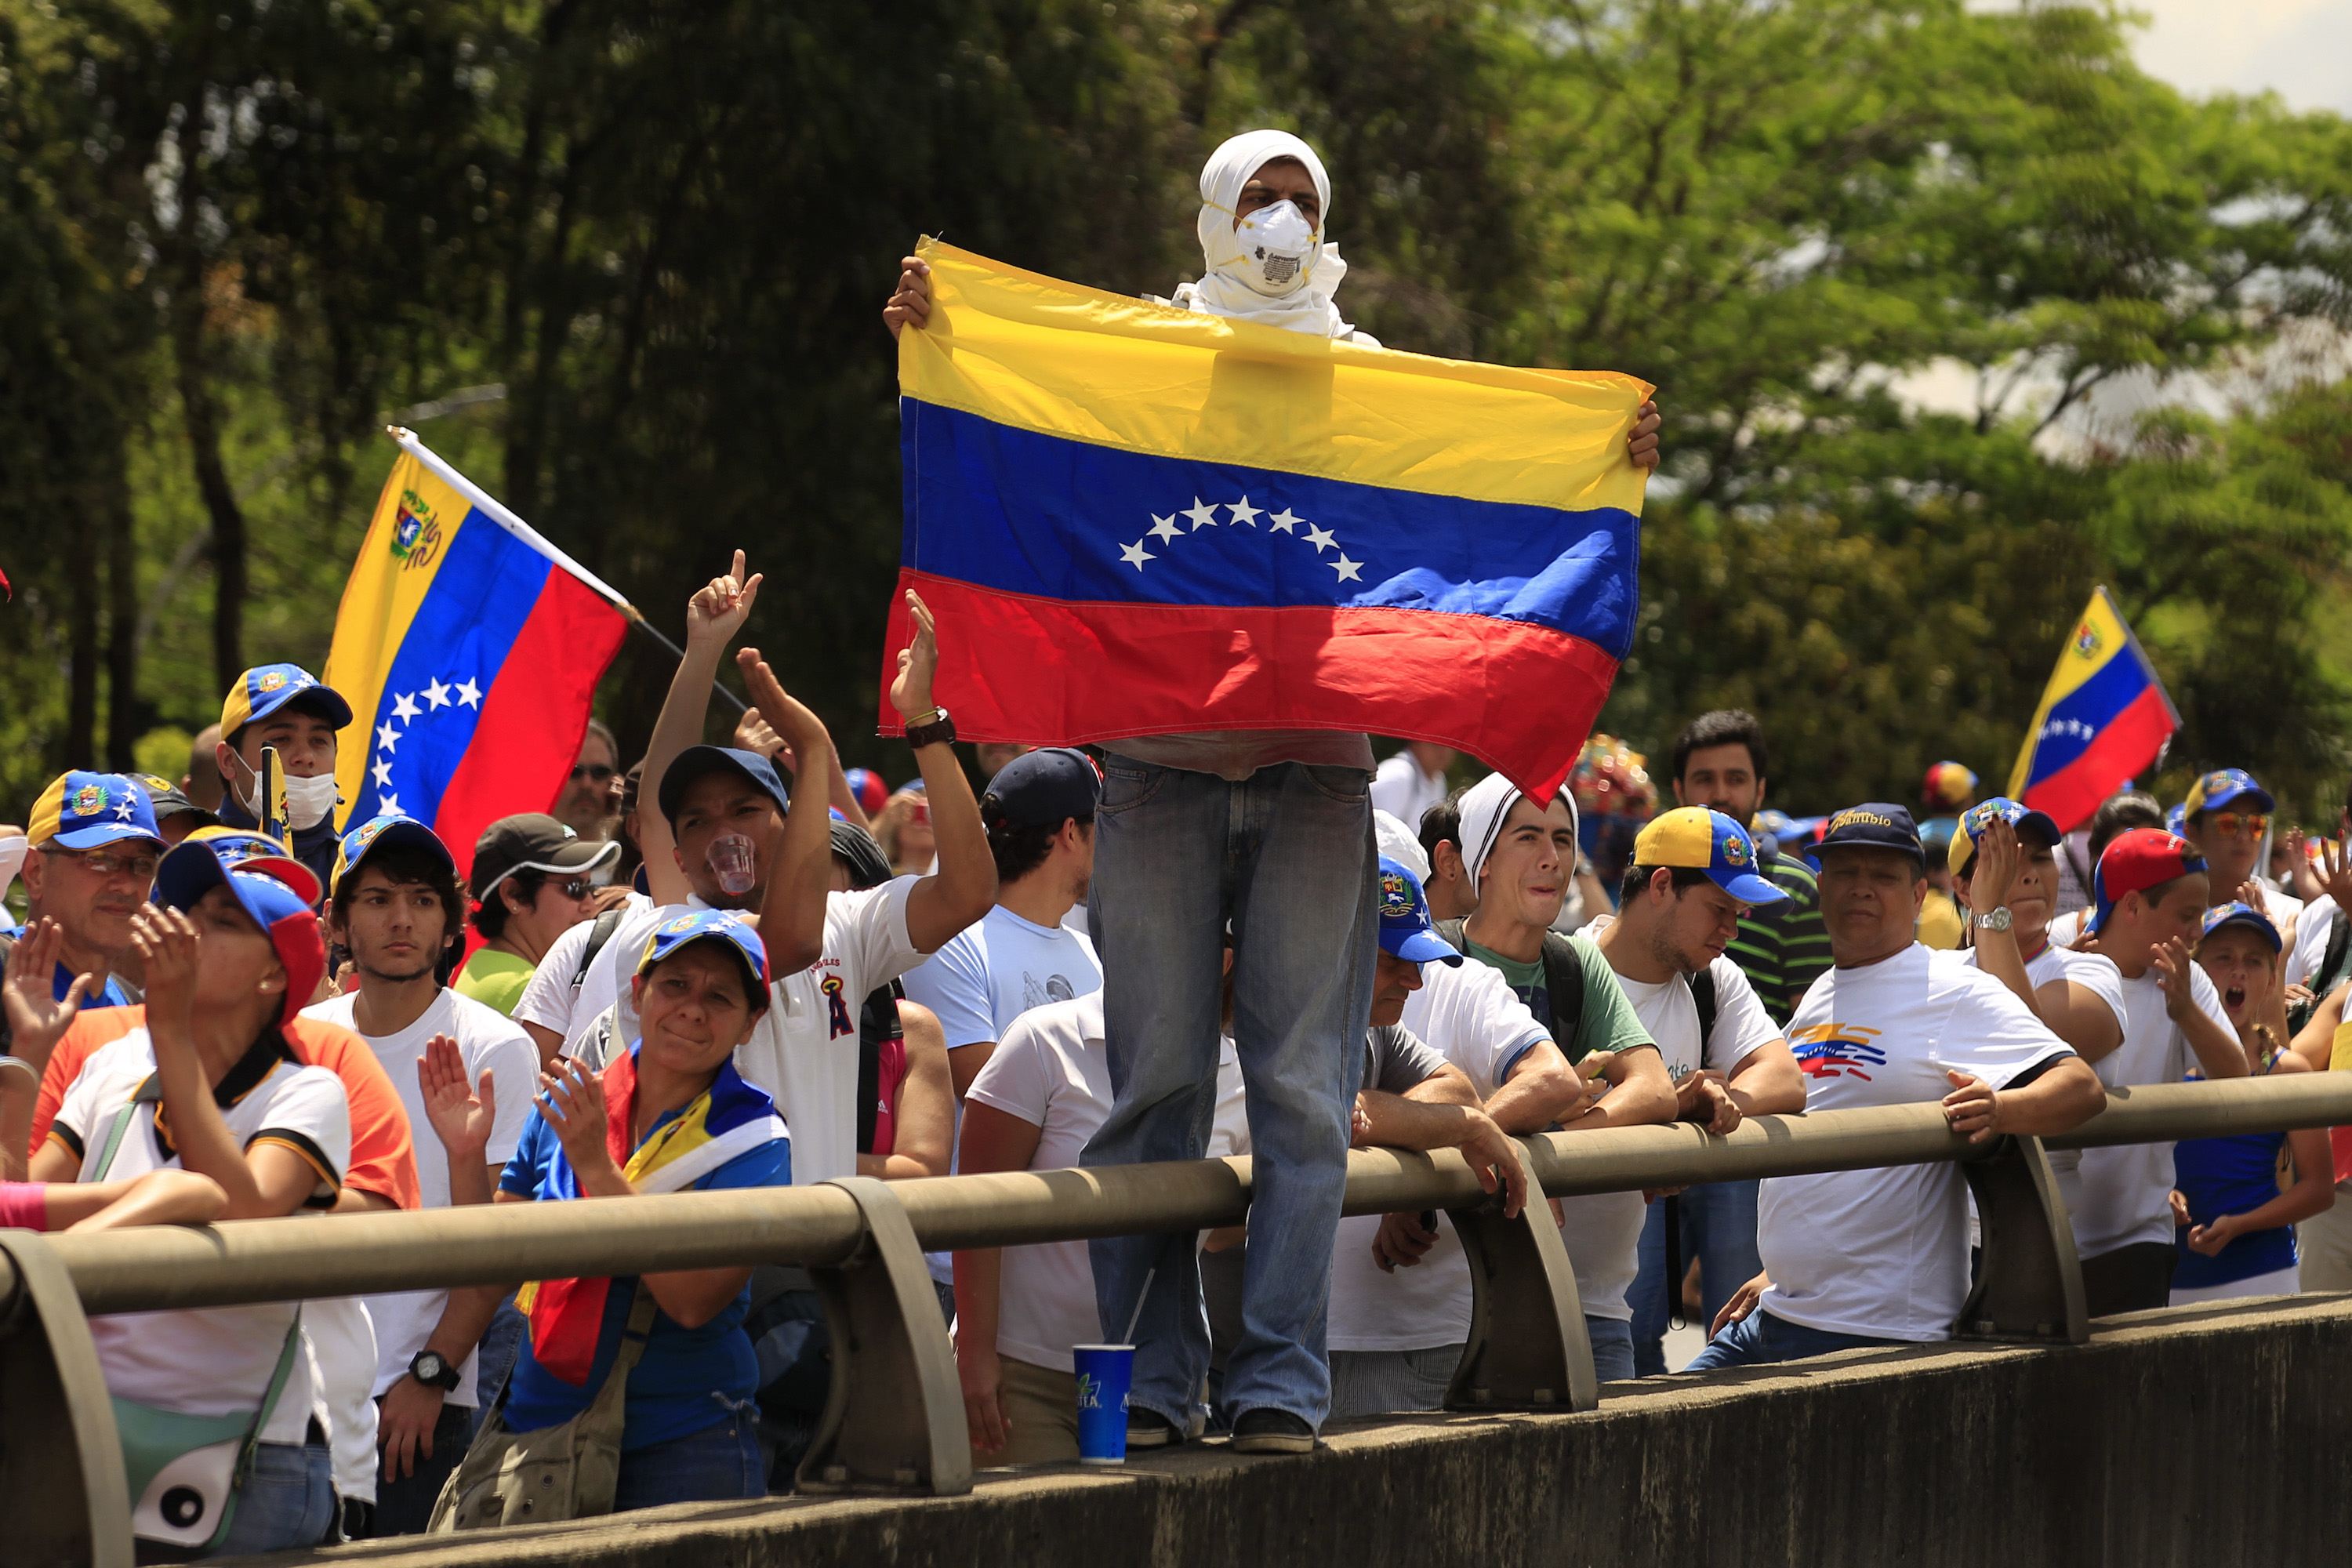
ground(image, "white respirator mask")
xmin=1220 ymin=199 xmax=1321 ymax=298
xmin=231 ymin=756 xmax=343 ymax=833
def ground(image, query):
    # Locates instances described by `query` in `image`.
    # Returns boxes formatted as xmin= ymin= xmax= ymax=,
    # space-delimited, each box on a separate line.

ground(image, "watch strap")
xmin=903 ymin=707 xmax=956 ymax=750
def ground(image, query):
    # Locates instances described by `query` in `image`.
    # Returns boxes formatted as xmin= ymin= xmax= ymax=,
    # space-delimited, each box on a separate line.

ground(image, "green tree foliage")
xmin=0 ymin=0 xmax=2347 ymax=829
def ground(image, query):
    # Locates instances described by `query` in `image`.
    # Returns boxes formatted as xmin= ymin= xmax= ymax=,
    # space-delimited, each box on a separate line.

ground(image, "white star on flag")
xmin=1304 ymin=524 xmax=1338 ymax=553
xmin=1120 ymin=540 xmax=1156 ymax=571
xmin=372 ymin=758 xmax=394 ymax=789
xmin=1330 ymin=554 xmax=1363 ymax=583
xmin=423 ymin=677 xmax=453 ymax=710
xmin=1269 ymin=509 xmax=1301 ymax=533
xmin=378 ymin=793 xmax=401 ymax=816
xmin=390 ymin=691 xmax=421 ymax=723
xmin=456 ymin=677 xmax=483 ymax=709
xmin=1184 ymin=497 xmax=1220 ymax=531
xmin=376 ymin=721 xmax=400 ymax=751
xmin=1149 ymin=514 xmax=1182 ymax=544
xmin=1226 ymin=496 xmax=1261 ymax=527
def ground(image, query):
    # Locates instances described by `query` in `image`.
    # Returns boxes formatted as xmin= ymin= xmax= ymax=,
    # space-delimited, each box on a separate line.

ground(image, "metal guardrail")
xmin=5 ymin=1072 xmax=2350 ymax=1567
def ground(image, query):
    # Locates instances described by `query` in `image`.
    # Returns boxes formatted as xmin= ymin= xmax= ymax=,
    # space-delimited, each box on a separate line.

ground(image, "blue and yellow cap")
xmin=1949 ymin=797 xmax=2062 ymax=878
xmin=637 ymin=909 xmax=771 ymax=994
xmin=1632 ymin=807 xmax=1786 ymax=904
xmin=220 ymin=662 xmax=353 ymax=743
xmin=1376 ymin=857 xmax=1463 ymax=967
xmin=179 ymin=825 xmax=323 ymax=907
xmin=2198 ymin=901 xmax=2281 ymax=953
xmin=2183 ymin=768 xmax=2273 ymax=821
xmin=27 ymin=771 xmax=163 ymax=852
xmin=331 ymin=814 xmax=455 ymax=896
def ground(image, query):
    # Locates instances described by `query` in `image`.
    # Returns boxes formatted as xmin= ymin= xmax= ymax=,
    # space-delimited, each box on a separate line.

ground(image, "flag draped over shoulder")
xmin=325 ymin=436 xmax=627 ymax=879
xmin=2007 ymin=586 xmax=2180 ymax=833
xmin=882 ymin=239 xmax=1652 ymax=797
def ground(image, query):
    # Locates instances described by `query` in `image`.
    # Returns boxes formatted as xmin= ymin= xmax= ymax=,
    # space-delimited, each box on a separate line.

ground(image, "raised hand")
xmin=737 ymin=647 xmax=831 ymax=759
xmin=890 ymin=590 xmax=942 ymax=723
xmin=535 ymin=1058 xmax=612 ymax=1174
xmin=129 ymin=906 xmax=202 ymax=1038
xmin=1627 ymin=400 xmax=1663 ymax=470
xmin=2151 ymin=936 xmax=2198 ymax=1022
xmin=2 ymin=918 xmax=94 ymax=1069
xmin=416 ymin=1034 xmax=496 ymax=1163
xmin=884 ymin=256 xmax=934 ymax=339
xmin=1973 ymin=819 xmax=2023 ymax=913
xmin=684 ymin=550 xmax=764 ymax=650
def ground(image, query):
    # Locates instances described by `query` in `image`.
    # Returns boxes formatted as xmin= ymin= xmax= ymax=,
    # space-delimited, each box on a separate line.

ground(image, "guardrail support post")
xmin=0 ymin=1229 xmax=133 ymax=1568
xmin=793 ymin=1178 xmax=974 ymax=1497
xmin=1444 ymin=1152 xmax=1598 ymax=1413
xmin=1957 ymin=1134 xmax=2087 ymax=1343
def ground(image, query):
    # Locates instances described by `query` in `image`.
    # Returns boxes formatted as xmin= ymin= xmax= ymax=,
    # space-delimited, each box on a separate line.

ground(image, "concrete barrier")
xmin=237 ymin=1294 xmax=2352 ymax=1568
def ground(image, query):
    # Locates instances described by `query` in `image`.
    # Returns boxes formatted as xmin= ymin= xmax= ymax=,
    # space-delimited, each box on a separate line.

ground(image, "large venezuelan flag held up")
xmin=325 ymin=433 xmax=628 ymax=879
xmin=883 ymin=240 xmax=1651 ymax=796
xmin=2007 ymin=586 xmax=2180 ymax=833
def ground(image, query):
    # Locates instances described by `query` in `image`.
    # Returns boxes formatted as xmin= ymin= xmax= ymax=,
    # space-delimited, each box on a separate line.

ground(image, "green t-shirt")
xmin=1461 ymin=931 xmax=1653 ymax=1064
xmin=452 ymin=946 xmax=535 ymax=1018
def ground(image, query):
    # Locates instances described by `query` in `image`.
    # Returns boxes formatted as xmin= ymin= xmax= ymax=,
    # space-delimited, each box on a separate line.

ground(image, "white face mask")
xmin=1223 ymin=199 xmax=1320 ymax=298
xmin=233 ymin=757 xmax=342 ymax=832
xmin=0 ymin=834 xmax=25 ymax=898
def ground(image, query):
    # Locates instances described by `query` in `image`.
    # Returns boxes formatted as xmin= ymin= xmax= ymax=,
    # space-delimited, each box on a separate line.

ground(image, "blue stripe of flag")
xmin=2024 ymin=648 xmax=2157 ymax=786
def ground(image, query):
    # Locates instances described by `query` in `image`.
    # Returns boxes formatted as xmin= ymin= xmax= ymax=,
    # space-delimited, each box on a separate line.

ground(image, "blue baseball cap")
xmin=656 ymin=746 xmax=789 ymax=827
xmin=1949 ymin=797 xmax=2062 ymax=878
xmin=2199 ymin=901 xmax=2281 ymax=953
xmin=180 ymin=825 xmax=324 ymax=907
xmin=2184 ymin=768 xmax=2274 ymax=820
xmin=982 ymin=746 xmax=1101 ymax=830
xmin=220 ymin=662 xmax=353 ymax=742
xmin=1813 ymin=802 xmax=1925 ymax=863
xmin=1375 ymin=856 xmax=1462 ymax=967
xmin=331 ymin=813 xmax=455 ymax=895
xmin=28 ymin=771 xmax=164 ymax=852
xmin=154 ymin=844 xmax=328 ymax=1025
xmin=1631 ymin=808 xmax=1786 ymax=904
xmin=637 ymin=908 xmax=771 ymax=994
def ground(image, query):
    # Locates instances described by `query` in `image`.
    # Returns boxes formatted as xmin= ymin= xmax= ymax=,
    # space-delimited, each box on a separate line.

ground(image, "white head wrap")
xmin=1169 ymin=129 xmax=1357 ymax=339
xmin=1374 ymin=809 xmax=1429 ymax=882
xmin=0 ymin=833 xmax=24 ymax=906
xmin=1456 ymin=773 xmax=1579 ymax=895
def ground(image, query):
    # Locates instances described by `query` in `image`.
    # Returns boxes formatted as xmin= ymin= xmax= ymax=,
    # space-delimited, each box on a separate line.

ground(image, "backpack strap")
xmin=91 ymin=1075 xmax=166 ymax=1180
xmin=1537 ymin=931 xmax=1589 ymax=1061
xmin=571 ymin=908 xmax=627 ymax=990
xmin=1690 ymin=965 xmax=1719 ymax=1061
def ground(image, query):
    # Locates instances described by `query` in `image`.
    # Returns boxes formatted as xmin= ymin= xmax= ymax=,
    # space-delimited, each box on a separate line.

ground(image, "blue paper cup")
xmin=1072 ymin=1343 xmax=1135 ymax=1465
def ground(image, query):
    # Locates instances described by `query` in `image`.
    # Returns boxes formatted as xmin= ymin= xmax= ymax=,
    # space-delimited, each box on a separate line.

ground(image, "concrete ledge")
xmin=237 ymin=1295 xmax=2352 ymax=1567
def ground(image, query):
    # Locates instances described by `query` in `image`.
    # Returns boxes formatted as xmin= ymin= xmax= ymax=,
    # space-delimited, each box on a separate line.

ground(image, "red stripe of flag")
xmin=2020 ymin=684 xmax=2176 ymax=833
xmin=885 ymin=570 xmax=1621 ymax=797
xmin=432 ymin=568 xmax=627 ymax=882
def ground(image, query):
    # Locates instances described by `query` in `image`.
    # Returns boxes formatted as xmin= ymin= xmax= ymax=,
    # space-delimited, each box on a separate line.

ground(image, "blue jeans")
xmin=211 ymin=1437 xmax=335 ymax=1557
xmin=1083 ymin=755 xmax=1376 ymax=1434
xmin=1630 ymin=1181 xmax=1764 ymax=1375
xmin=1681 ymin=1307 xmax=1907 ymax=1373
xmin=1586 ymin=1316 xmax=1636 ymax=1383
xmin=610 ymin=1403 xmax=766 ymax=1512
xmin=467 ymin=1295 xmax=526 ymax=1442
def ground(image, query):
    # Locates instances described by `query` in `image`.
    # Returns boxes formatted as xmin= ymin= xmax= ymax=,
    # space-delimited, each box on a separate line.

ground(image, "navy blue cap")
xmin=656 ymin=746 xmax=789 ymax=826
xmin=981 ymin=746 xmax=1101 ymax=831
xmin=1814 ymin=802 xmax=1924 ymax=862
xmin=1376 ymin=856 xmax=1462 ymax=967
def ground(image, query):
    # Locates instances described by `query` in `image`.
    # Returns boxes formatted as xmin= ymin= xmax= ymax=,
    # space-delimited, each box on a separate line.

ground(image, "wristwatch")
xmin=1974 ymin=907 xmax=2014 ymax=934
xmin=903 ymin=706 xmax=956 ymax=750
xmin=408 ymin=1349 xmax=462 ymax=1392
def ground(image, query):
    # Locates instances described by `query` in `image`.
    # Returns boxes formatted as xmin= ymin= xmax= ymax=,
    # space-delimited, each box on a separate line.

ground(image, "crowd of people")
xmin=5 ymin=125 xmax=2350 ymax=1557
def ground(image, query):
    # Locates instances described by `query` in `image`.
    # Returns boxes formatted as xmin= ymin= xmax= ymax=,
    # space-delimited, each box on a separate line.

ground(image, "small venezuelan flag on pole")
xmin=2006 ymin=586 xmax=2180 ymax=833
xmin=324 ymin=430 xmax=630 ymax=880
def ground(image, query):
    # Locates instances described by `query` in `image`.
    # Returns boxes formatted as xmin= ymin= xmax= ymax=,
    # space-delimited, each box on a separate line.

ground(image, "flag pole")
xmin=382 ymin=426 xmax=746 ymax=714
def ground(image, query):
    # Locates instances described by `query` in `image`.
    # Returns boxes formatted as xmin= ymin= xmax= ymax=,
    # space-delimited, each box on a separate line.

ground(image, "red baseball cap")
xmin=2088 ymin=827 xmax=2207 ymax=934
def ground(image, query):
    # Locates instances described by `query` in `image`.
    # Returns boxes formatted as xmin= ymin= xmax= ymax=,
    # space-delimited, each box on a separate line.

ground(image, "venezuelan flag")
xmin=325 ymin=434 xmax=627 ymax=878
xmin=2006 ymin=586 xmax=2180 ymax=833
xmin=885 ymin=240 xmax=1651 ymax=797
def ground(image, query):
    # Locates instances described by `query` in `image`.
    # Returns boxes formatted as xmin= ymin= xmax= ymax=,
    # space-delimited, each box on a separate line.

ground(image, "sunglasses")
xmin=553 ymin=877 xmax=596 ymax=901
xmin=569 ymin=763 xmax=617 ymax=784
xmin=2205 ymin=811 xmax=2269 ymax=840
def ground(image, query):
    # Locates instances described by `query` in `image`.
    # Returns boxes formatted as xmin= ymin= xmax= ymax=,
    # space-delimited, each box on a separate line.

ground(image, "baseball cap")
xmin=1456 ymin=772 xmax=1580 ymax=891
xmin=829 ymin=820 xmax=895 ymax=891
xmin=1813 ymin=802 xmax=1924 ymax=863
xmin=1949 ymin=797 xmax=2062 ymax=878
xmin=656 ymin=746 xmax=789 ymax=826
xmin=178 ymin=826 xmax=325 ymax=907
xmin=1630 ymin=808 xmax=1786 ymax=905
xmin=331 ymin=813 xmax=455 ymax=896
xmin=470 ymin=813 xmax=621 ymax=903
xmin=2183 ymin=768 xmax=2274 ymax=820
xmin=132 ymin=774 xmax=216 ymax=829
xmin=27 ymin=771 xmax=164 ymax=852
xmin=1375 ymin=856 xmax=1463 ymax=967
xmin=220 ymin=662 xmax=354 ymax=742
xmin=843 ymin=767 xmax=889 ymax=817
xmin=637 ymin=908 xmax=770 ymax=996
xmin=2087 ymin=827 xmax=2207 ymax=934
xmin=1922 ymin=761 xmax=1979 ymax=811
xmin=153 ymin=844 xmax=327 ymax=1026
xmin=980 ymin=747 xmax=1100 ymax=831
xmin=2198 ymin=901 xmax=2281 ymax=953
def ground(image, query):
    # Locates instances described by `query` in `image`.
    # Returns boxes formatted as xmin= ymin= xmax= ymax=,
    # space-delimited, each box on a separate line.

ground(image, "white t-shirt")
xmin=511 ymin=891 xmax=673 ymax=1057
xmin=1369 ymin=751 xmax=1449 ymax=837
xmin=305 ymin=1296 xmax=379 ymax=1503
xmin=1958 ymin=941 xmax=2129 ymax=1219
xmin=1762 ymin=945 xmax=2073 ymax=1341
xmin=55 ymin=1030 xmax=350 ymax=1444
xmin=2047 ymin=909 xmax=2087 ymax=949
xmin=302 ymin=989 xmax=538 ymax=1403
xmin=2288 ymin=895 xmax=2339 ymax=989
xmin=963 ymin=993 xmax=1113 ymax=1372
xmin=2067 ymin=960 xmax=2231 ymax=1256
xmin=1578 ymin=915 xmax=1783 ymax=1082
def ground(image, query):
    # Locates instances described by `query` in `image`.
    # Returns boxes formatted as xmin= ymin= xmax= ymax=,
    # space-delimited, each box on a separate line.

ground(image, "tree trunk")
xmin=103 ymin=459 xmax=141 ymax=770
xmin=171 ymin=280 xmax=249 ymax=695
